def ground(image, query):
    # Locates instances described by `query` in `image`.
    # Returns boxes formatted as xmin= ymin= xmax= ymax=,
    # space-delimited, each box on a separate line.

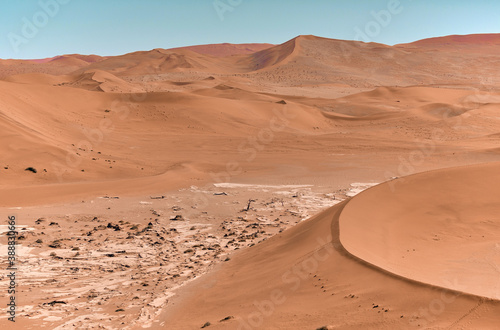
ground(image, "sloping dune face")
xmin=159 ymin=184 xmax=500 ymax=329
xmin=244 ymin=34 xmax=500 ymax=88
xmin=340 ymin=162 xmax=500 ymax=300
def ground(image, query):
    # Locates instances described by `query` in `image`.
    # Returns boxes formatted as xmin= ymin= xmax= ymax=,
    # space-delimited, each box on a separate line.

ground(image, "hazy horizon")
xmin=1 ymin=0 xmax=499 ymax=60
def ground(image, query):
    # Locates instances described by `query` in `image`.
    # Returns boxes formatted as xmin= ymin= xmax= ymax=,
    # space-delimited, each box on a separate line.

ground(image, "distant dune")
xmin=397 ymin=33 xmax=500 ymax=46
xmin=2 ymin=34 xmax=500 ymax=87
xmin=168 ymin=43 xmax=275 ymax=57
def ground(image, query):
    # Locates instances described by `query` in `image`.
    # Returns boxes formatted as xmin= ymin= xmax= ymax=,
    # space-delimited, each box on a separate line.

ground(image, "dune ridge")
xmin=339 ymin=162 xmax=500 ymax=300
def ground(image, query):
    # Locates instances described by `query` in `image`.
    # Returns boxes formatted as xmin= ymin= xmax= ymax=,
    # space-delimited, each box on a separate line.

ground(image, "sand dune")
xmin=4 ymin=34 xmax=500 ymax=87
xmin=65 ymin=70 xmax=146 ymax=92
xmin=74 ymin=48 xmax=242 ymax=76
xmin=168 ymin=43 xmax=275 ymax=57
xmin=1 ymin=34 xmax=500 ymax=329
xmin=159 ymin=164 xmax=500 ymax=329
xmin=2 ymin=72 xmax=70 ymax=86
xmin=49 ymin=54 xmax=105 ymax=64
xmin=0 ymin=55 xmax=105 ymax=79
xmin=340 ymin=162 xmax=500 ymax=300
xmin=397 ymin=33 xmax=500 ymax=47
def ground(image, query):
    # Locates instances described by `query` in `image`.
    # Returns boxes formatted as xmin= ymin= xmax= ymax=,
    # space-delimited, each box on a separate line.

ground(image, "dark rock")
xmin=25 ymin=167 xmax=37 ymax=173
xmin=170 ymin=215 xmax=184 ymax=221
xmin=44 ymin=300 xmax=67 ymax=306
xmin=48 ymin=241 xmax=61 ymax=248
xmin=107 ymin=223 xmax=121 ymax=231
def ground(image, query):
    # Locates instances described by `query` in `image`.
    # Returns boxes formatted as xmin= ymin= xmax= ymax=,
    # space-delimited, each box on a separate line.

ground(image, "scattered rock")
xmin=49 ymin=241 xmax=61 ymax=248
xmin=25 ymin=167 xmax=37 ymax=173
xmin=9 ymin=182 xmax=347 ymax=327
xmin=44 ymin=300 xmax=67 ymax=306
xmin=201 ymin=322 xmax=211 ymax=328
xmin=170 ymin=215 xmax=184 ymax=221
xmin=107 ymin=223 xmax=121 ymax=231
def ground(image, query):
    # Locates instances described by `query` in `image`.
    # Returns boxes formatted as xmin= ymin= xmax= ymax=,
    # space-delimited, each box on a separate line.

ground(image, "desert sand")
xmin=0 ymin=34 xmax=500 ymax=329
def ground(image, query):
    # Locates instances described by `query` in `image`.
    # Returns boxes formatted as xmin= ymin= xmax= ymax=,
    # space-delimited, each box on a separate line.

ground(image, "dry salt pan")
xmin=214 ymin=183 xmax=314 ymax=189
xmin=346 ymin=183 xmax=378 ymax=197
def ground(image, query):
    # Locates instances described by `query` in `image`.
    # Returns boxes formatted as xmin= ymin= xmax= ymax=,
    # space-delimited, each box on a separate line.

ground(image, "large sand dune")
xmin=159 ymin=164 xmax=500 ymax=329
xmin=168 ymin=43 xmax=275 ymax=57
xmin=340 ymin=162 xmax=500 ymax=300
xmin=1 ymin=34 xmax=500 ymax=329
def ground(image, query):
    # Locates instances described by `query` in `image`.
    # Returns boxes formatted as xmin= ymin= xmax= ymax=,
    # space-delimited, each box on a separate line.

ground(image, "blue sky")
xmin=1 ymin=0 xmax=499 ymax=59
